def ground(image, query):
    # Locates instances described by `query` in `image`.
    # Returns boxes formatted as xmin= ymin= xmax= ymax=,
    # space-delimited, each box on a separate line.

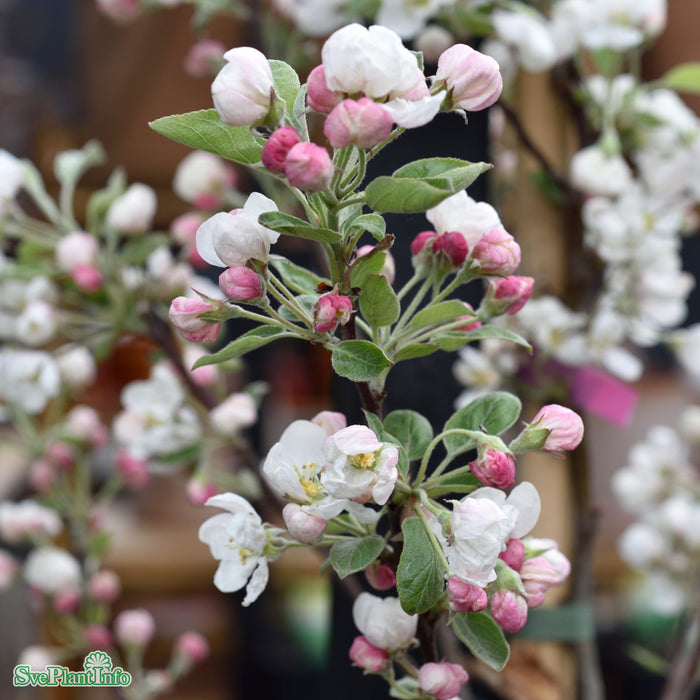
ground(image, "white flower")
xmin=211 ymin=47 xmax=274 ymax=127
xmin=17 ymin=646 xmax=57 ymax=672
xmin=376 ymin=0 xmax=457 ymax=40
xmin=15 ymin=301 xmax=58 ymax=347
xmin=113 ymin=364 xmax=201 ymax=459
xmin=0 ymin=348 xmax=60 ymax=415
xmin=105 ymin=183 xmax=157 ymax=234
xmin=618 ymin=522 xmax=667 ymax=569
xmin=24 ymin=546 xmax=81 ymax=594
xmin=321 ymin=425 xmax=399 ymax=506
xmin=56 ymin=345 xmax=97 ymax=389
xmin=196 ymin=192 xmax=279 ymax=268
xmin=570 ymin=145 xmax=633 ymax=197
xmin=173 ymin=150 xmax=233 ymax=206
xmin=283 ymin=0 xmax=347 ymax=38
xmin=0 ymin=149 xmax=25 ymax=215
xmin=352 ymin=593 xmax=417 ymax=651
xmin=669 ymin=324 xmax=700 ymax=379
xmin=0 ymin=500 xmax=62 ymax=542
xmin=426 ymin=190 xmax=502 ymax=249
xmin=198 ymin=493 xmax=269 ymax=605
xmin=491 ymin=9 xmax=558 ymax=73
xmin=209 ymin=393 xmax=257 ymax=435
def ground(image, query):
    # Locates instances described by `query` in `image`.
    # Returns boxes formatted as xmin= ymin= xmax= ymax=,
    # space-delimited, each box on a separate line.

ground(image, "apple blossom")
xmin=512 ymin=404 xmax=584 ymax=453
xmin=375 ymin=0 xmax=457 ymax=40
xmin=471 ymin=227 xmax=521 ymax=276
xmin=313 ymin=293 xmax=353 ymax=333
xmin=17 ymin=646 xmax=57 ymax=673
xmin=55 ymin=231 xmax=98 ymax=272
xmin=169 ymin=296 xmax=221 ymax=343
xmin=520 ymin=548 xmax=571 ymax=607
xmin=433 ymin=231 xmax=469 ymax=268
xmin=306 ymin=65 xmax=344 ymax=114
xmin=174 ymin=631 xmax=210 ymax=667
xmin=282 ymin=503 xmax=327 ymax=543
xmin=436 ymin=44 xmax=503 ymax=113
xmin=24 ymin=546 xmax=81 ymax=595
xmin=499 ymin=538 xmax=525 ymax=572
xmin=491 ymin=9 xmax=558 ymax=73
xmin=484 ymin=276 xmax=535 ymax=316
xmin=311 ymin=410 xmax=347 ymax=435
xmin=173 ymin=151 xmax=236 ymax=209
xmin=469 ymin=448 xmax=516 ymax=490
xmin=426 ymin=190 xmax=502 ymax=249
xmin=15 ymin=300 xmax=58 ymax=347
xmin=105 ymin=183 xmax=157 ymax=234
xmin=490 ymin=588 xmax=529 ymax=633
xmin=71 ymin=265 xmax=103 ymax=292
xmin=324 ymin=98 xmax=394 ymax=150
xmin=284 ymin=142 xmax=334 ymax=192
xmin=261 ymin=126 xmax=300 ymax=174
xmin=84 ymin=625 xmax=113 ymax=650
xmin=322 ymin=425 xmax=399 ymax=505
xmin=184 ymin=39 xmax=225 ymax=78
xmin=88 ymin=569 xmax=121 ymax=603
xmin=349 ymin=636 xmax=389 ymax=673
xmin=186 ymin=478 xmax=218 ymax=507
xmin=418 ymin=662 xmax=469 ymax=700
xmin=115 ymin=609 xmax=156 ymax=648
xmin=0 ymin=500 xmax=62 ymax=542
xmin=198 ymin=493 xmax=270 ymax=605
xmin=65 ymin=405 xmax=108 ymax=447
xmin=218 ymin=266 xmax=265 ymax=303
xmin=447 ymin=576 xmax=488 ymax=613
xmin=209 ymin=392 xmax=257 ymax=435
xmin=196 ymin=193 xmax=279 ymax=268
xmin=211 ymin=47 xmax=274 ymax=127
xmin=570 ymin=145 xmax=633 ymax=197
xmin=352 ymin=593 xmax=417 ymax=652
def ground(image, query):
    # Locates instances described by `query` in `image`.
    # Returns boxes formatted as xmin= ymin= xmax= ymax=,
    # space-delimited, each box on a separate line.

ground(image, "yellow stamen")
xmin=351 ymin=452 xmax=376 ymax=469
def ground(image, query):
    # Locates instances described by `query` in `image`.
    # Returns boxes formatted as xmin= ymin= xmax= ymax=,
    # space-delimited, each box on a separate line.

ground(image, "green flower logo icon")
xmin=84 ymin=651 xmax=112 ymax=672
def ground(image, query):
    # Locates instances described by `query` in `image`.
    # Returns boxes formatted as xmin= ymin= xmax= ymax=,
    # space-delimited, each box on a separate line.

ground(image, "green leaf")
xmin=194 ymin=326 xmax=291 ymax=367
xmin=276 ymin=294 xmax=317 ymax=323
xmin=359 ymin=274 xmax=400 ymax=328
xmin=452 ymin=612 xmax=510 ymax=671
xmin=149 ymin=109 xmax=263 ymax=165
xmin=331 ymin=340 xmax=392 ymax=381
xmin=350 ymin=251 xmax=387 ymax=287
xmin=363 ymin=410 xmax=384 ymax=436
xmin=660 ymin=62 xmax=700 ymax=94
xmin=269 ymin=255 xmax=328 ymax=294
xmin=258 ymin=211 xmax=341 ymax=243
xmin=407 ymin=300 xmax=470 ymax=332
xmin=443 ymin=392 xmax=522 ymax=455
xmin=330 ymin=535 xmax=385 ymax=578
xmin=270 ymin=59 xmax=301 ymax=112
xmin=384 ymin=410 xmax=433 ymax=461
xmin=54 ymin=140 xmax=105 ymax=188
xmin=396 ymin=517 xmax=445 ymax=615
xmin=461 ymin=325 xmax=531 ymax=351
xmin=426 ymin=472 xmax=480 ymax=498
xmin=365 ymin=158 xmax=490 ymax=214
xmin=120 ymin=234 xmax=171 ymax=265
xmin=86 ymin=168 xmax=126 ymax=233
xmin=392 ymin=343 xmax=439 ymax=362
xmin=346 ymin=213 xmax=386 ymax=241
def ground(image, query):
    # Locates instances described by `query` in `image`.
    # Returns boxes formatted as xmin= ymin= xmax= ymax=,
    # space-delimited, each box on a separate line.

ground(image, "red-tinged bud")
xmin=284 ymin=142 xmax=334 ymax=192
xmin=168 ymin=296 xmax=221 ymax=343
xmin=418 ymin=662 xmax=469 ymax=700
xmin=411 ymin=230 xmax=437 ymax=257
xmin=53 ymin=588 xmax=81 ymax=614
xmin=432 ymin=231 xmax=468 ymax=267
xmin=114 ymin=608 xmax=156 ymax=648
xmin=306 ymin=65 xmax=343 ymax=114
xmin=324 ymin=98 xmax=393 ymax=149
xmin=89 ymin=569 xmax=121 ymax=603
xmin=115 ymin=449 xmax=151 ymax=490
xmin=469 ymin=448 xmax=515 ymax=489
xmin=45 ymin=441 xmax=75 ymax=470
xmin=499 ymin=538 xmax=525 ymax=572
xmin=486 ymin=275 xmax=534 ymax=315
xmin=364 ymin=562 xmax=396 ymax=591
xmin=471 ymin=226 xmax=521 ymax=276
xmin=85 ymin=624 xmax=113 ymax=650
xmin=348 ymin=636 xmax=390 ymax=674
xmin=447 ymin=576 xmax=488 ymax=613
xmin=261 ymin=126 xmax=301 ymax=174
xmin=185 ymin=478 xmax=218 ymax=506
xmin=218 ymin=266 xmax=265 ymax=302
xmin=184 ymin=39 xmax=225 ymax=78
xmin=510 ymin=404 xmax=584 ymax=453
xmin=490 ymin=588 xmax=528 ymax=633
xmin=313 ymin=293 xmax=353 ymax=333
xmin=174 ymin=631 xmax=210 ymax=665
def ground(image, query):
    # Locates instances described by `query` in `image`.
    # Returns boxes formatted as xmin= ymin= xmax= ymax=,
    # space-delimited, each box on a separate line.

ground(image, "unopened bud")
xmin=168 ymin=296 xmax=221 ymax=343
xmin=284 ymin=142 xmax=334 ymax=192
xmin=262 ymin=126 xmax=301 ymax=174
xmin=313 ymin=293 xmax=353 ymax=333
xmin=324 ymin=98 xmax=393 ymax=150
xmin=471 ymin=226 xmax=521 ymax=276
xmin=218 ymin=266 xmax=265 ymax=302
xmin=348 ymin=635 xmax=389 ymax=673
xmin=418 ymin=662 xmax=469 ymax=700
xmin=306 ymin=65 xmax=343 ymax=114
xmin=115 ymin=608 xmax=156 ymax=648
xmin=447 ymin=576 xmax=488 ymax=613
xmin=490 ymin=588 xmax=528 ymax=633
xmin=282 ymin=503 xmax=327 ymax=543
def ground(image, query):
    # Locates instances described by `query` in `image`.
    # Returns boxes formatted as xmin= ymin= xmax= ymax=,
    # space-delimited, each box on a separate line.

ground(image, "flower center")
xmin=294 ymin=462 xmax=323 ymax=500
xmin=351 ymin=452 xmax=376 ymax=469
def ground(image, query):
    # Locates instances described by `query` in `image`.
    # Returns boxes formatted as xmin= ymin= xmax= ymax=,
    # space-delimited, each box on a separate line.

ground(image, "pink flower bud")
xmin=171 ymin=212 xmax=205 ymax=246
xmin=486 ymin=276 xmax=534 ymax=315
xmin=116 ymin=449 xmax=151 ymax=490
xmin=348 ymin=635 xmax=389 ymax=673
xmin=498 ymin=538 xmax=525 ymax=572
xmin=411 ymin=230 xmax=437 ymax=258
xmin=324 ymin=98 xmax=393 ymax=150
xmin=29 ymin=459 xmax=56 ymax=493
xmin=53 ymin=588 xmax=81 ymax=614
xmin=471 ymin=226 xmax=521 ymax=276
xmin=45 ymin=440 xmax=75 ymax=470
xmin=469 ymin=449 xmax=515 ymax=489
xmin=490 ymin=589 xmax=528 ymax=633
xmin=457 ymin=302 xmax=482 ymax=332
xmin=56 ymin=231 xmax=98 ymax=272
xmin=218 ymin=266 xmax=265 ymax=302
xmin=311 ymin=410 xmax=347 ymax=435
xmin=284 ymin=142 xmax=334 ymax=192
xmin=418 ymin=662 xmax=469 ymax=700
xmin=520 ymin=550 xmax=570 ymax=607
xmin=71 ymin=265 xmax=103 ymax=292
xmin=89 ymin=569 xmax=121 ymax=603
xmin=364 ymin=562 xmax=396 ymax=591
xmin=436 ymin=44 xmax=503 ymax=112
xmin=356 ymin=246 xmax=395 ymax=285
xmin=115 ymin=608 xmax=156 ymax=648
xmin=282 ymin=503 xmax=327 ymax=543
xmin=185 ymin=478 xmax=219 ymax=506
xmin=447 ymin=576 xmax=488 ymax=613
xmin=531 ymin=404 xmax=584 ymax=452
xmin=85 ymin=624 xmax=113 ymax=649
xmin=433 ymin=231 xmax=469 ymax=267
xmin=211 ymin=47 xmax=274 ymax=127
xmin=66 ymin=405 xmax=108 ymax=448
xmin=96 ymin=0 xmax=141 ymax=24
xmin=174 ymin=631 xmax=210 ymax=665
xmin=313 ymin=293 xmax=353 ymax=333
xmin=184 ymin=39 xmax=226 ymax=78
xmin=262 ymin=126 xmax=301 ymax=174
xmin=168 ymin=296 xmax=221 ymax=343
xmin=306 ymin=65 xmax=343 ymax=114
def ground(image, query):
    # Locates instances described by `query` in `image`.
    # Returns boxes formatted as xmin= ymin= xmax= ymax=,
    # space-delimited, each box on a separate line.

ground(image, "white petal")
xmin=242 ymin=560 xmax=269 ymax=606
xmin=382 ymin=92 xmax=445 ymax=128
